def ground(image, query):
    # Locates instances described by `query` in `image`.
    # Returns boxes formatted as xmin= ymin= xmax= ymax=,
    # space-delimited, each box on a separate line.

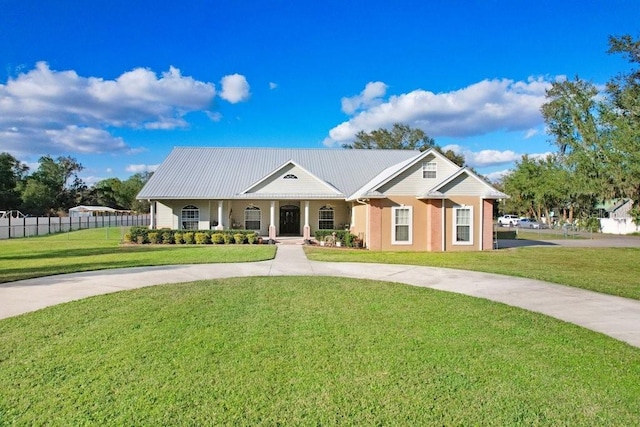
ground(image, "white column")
xmin=216 ymin=201 xmax=224 ymax=230
xmin=269 ymin=201 xmax=276 ymax=240
xmin=479 ymin=199 xmax=484 ymax=250
xmin=303 ymin=201 xmax=310 ymax=240
xmin=149 ymin=200 xmax=155 ymax=229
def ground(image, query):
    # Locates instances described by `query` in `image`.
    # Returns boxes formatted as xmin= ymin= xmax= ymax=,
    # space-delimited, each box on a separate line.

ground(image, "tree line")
xmin=0 ymin=153 xmax=151 ymax=216
xmin=501 ymin=34 xmax=640 ymax=225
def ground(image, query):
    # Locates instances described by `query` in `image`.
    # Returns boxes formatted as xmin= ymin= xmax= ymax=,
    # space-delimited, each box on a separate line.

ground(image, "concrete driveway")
xmin=2 ymin=244 xmax=640 ymax=349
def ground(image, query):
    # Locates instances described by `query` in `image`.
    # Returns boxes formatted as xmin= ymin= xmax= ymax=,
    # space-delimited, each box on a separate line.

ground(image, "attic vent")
xmin=283 ymin=174 xmax=298 ymax=179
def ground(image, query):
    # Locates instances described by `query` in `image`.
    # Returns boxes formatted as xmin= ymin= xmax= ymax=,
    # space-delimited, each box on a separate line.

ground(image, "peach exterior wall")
xmin=483 ymin=199 xmax=495 ymax=250
xmin=443 ymin=196 xmax=487 ymax=252
xmin=368 ymin=199 xmax=383 ymax=251
xmin=426 ymin=199 xmax=443 ymax=251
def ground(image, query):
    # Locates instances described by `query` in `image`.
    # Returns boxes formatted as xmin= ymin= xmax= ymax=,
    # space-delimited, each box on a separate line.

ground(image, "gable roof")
xmin=346 ymin=148 xmax=459 ymax=200
xmin=137 ymin=147 xmax=419 ymax=200
xmin=418 ymin=168 xmax=509 ymax=199
xmin=240 ymin=159 xmax=343 ymax=196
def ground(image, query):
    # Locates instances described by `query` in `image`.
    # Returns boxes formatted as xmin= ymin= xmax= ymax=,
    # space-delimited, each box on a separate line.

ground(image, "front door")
xmin=279 ymin=205 xmax=300 ymax=235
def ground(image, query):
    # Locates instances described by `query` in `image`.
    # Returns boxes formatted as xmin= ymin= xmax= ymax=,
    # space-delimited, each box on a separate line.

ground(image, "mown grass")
xmin=0 ymin=228 xmax=276 ymax=283
xmin=1 ymin=277 xmax=638 ymax=425
xmin=305 ymin=247 xmax=640 ymax=300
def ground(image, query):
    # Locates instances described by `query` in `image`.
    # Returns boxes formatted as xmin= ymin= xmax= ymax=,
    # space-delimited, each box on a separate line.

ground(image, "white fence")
xmin=0 ymin=214 xmax=150 ymax=239
xmin=600 ymin=218 xmax=639 ymax=235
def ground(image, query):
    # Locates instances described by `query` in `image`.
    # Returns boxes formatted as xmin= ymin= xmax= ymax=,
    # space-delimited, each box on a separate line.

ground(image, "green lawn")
xmin=1 ymin=277 xmax=638 ymax=425
xmin=305 ymin=247 xmax=640 ymax=300
xmin=0 ymin=228 xmax=276 ymax=283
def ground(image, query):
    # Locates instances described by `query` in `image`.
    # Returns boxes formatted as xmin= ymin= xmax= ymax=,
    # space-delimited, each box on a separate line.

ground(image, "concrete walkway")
xmin=2 ymin=244 xmax=640 ymax=348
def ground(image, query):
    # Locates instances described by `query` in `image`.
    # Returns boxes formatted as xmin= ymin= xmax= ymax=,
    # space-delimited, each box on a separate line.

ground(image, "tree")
xmin=343 ymin=123 xmax=436 ymax=151
xmin=0 ymin=153 xmax=29 ymax=210
xmin=342 ymin=123 xmax=466 ymax=166
xmin=21 ymin=155 xmax=85 ymax=215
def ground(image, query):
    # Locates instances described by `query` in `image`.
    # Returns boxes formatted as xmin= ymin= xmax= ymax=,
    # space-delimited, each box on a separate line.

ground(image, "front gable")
xmin=241 ymin=161 xmax=342 ymax=197
xmin=419 ymin=169 xmax=508 ymax=199
xmin=377 ymin=152 xmax=460 ymax=195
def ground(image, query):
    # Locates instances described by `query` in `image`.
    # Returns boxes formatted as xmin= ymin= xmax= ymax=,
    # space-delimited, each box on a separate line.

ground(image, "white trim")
xmin=441 ymin=199 xmax=445 ymax=250
xmin=392 ymin=206 xmax=413 ymax=245
xmin=422 ymin=161 xmax=437 ymax=179
xmin=479 ymin=199 xmax=484 ymax=250
xmin=453 ymin=206 xmax=473 ymax=246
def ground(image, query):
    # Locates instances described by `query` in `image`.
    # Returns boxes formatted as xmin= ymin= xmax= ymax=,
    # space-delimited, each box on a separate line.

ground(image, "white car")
xmin=498 ymin=215 xmax=519 ymax=226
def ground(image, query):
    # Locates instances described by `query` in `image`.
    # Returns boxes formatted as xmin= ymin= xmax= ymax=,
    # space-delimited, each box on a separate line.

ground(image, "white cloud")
xmin=326 ymin=77 xmax=553 ymax=146
xmin=269 ymin=82 xmax=278 ymax=90
xmin=220 ymin=74 xmax=250 ymax=103
xmin=341 ymin=81 xmax=388 ymax=115
xmin=0 ymin=62 xmax=220 ymax=156
xmin=126 ymin=164 xmax=159 ymax=173
xmin=484 ymin=169 xmax=512 ymax=183
xmin=442 ymin=144 xmax=553 ymax=168
xmin=524 ymin=128 xmax=538 ymax=139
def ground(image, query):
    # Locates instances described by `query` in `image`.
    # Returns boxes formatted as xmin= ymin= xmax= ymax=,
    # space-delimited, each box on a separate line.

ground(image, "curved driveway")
xmin=1 ymin=244 xmax=640 ymax=348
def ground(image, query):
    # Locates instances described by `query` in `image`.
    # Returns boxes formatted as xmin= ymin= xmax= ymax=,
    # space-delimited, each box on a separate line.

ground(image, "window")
xmin=318 ymin=205 xmax=334 ymax=230
xmin=181 ymin=205 xmax=199 ymax=230
xmin=454 ymin=207 xmax=473 ymax=245
xmin=244 ymin=206 xmax=261 ymax=230
xmin=392 ymin=206 xmax=412 ymax=244
xmin=422 ymin=161 xmax=437 ymax=179
xmin=283 ymin=174 xmax=298 ymax=179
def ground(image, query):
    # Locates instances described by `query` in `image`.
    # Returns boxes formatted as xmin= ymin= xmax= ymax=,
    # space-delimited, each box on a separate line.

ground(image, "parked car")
xmin=498 ymin=215 xmax=519 ymax=226
xmin=518 ymin=218 xmax=541 ymax=229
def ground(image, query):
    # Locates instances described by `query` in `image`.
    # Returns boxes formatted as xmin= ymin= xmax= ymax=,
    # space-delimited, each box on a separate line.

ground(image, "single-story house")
xmin=137 ymin=147 xmax=508 ymax=251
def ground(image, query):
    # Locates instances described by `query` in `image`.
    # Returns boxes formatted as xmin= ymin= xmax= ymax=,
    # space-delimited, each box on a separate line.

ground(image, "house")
xmin=137 ymin=147 xmax=508 ymax=251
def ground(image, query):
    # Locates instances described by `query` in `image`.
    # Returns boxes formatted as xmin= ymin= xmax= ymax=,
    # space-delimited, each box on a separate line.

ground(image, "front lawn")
xmin=0 ymin=228 xmax=276 ymax=283
xmin=305 ymin=246 xmax=640 ymax=300
xmin=1 ymin=277 xmax=638 ymax=425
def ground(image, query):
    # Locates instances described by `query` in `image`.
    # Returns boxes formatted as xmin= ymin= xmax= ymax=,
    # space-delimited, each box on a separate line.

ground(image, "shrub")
xmin=211 ymin=233 xmax=225 ymax=244
xmin=183 ymin=232 xmax=195 ymax=244
xmin=174 ymin=232 xmax=184 ymax=244
xmin=195 ymin=232 xmax=210 ymax=244
xmin=234 ymin=233 xmax=246 ymax=244
xmin=123 ymin=233 xmax=132 ymax=243
xmin=247 ymin=233 xmax=257 ymax=244
xmin=314 ymin=229 xmax=357 ymax=247
xmin=128 ymin=226 xmax=149 ymax=244
xmin=161 ymin=230 xmax=174 ymax=244
xmin=148 ymin=232 xmax=161 ymax=244
xmin=223 ymin=234 xmax=234 ymax=244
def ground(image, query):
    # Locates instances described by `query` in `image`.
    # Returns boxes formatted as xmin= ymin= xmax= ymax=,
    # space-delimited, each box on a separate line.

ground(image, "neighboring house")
xmin=599 ymin=199 xmax=638 ymax=234
xmin=137 ymin=147 xmax=508 ymax=251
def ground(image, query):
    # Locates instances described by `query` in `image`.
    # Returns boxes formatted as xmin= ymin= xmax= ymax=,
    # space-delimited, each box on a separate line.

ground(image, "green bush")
xmin=211 ymin=233 xmax=225 ymax=244
xmin=123 ymin=233 xmax=132 ymax=243
xmin=183 ymin=232 xmax=195 ymax=244
xmin=128 ymin=226 xmax=149 ymax=244
xmin=195 ymin=232 xmax=210 ymax=244
xmin=223 ymin=234 xmax=234 ymax=244
xmin=161 ymin=230 xmax=174 ymax=244
xmin=314 ymin=229 xmax=358 ymax=247
xmin=147 ymin=232 xmax=160 ymax=244
xmin=579 ymin=217 xmax=601 ymax=233
xmin=234 ymin=233 xmax=246 ymax=244
xmin=247 ymin=233 xmax=257 ymax=244
xmin=174 ymin=232 xmax=184 ymax=244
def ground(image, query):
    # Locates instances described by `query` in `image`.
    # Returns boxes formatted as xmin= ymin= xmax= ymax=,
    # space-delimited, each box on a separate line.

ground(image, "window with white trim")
xmin=283 ymin=174 xmax=298 ymax=179
xmin=454 ymin=206 xmax=473 ymax=245
xmin=318 ymin=205 xmax=334 ymax=230
xmin=244 ymin=206 xmax=261 ymax=230
xmin=422 ymin=161 xmax=437 ymax=179
xmin=392 ymin=206 xmax=412 ymax=244
xmin=181 ymin=205 xmax=199 ymax=230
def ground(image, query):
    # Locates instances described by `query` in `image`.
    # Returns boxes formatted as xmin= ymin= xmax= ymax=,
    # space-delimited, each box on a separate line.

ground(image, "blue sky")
xmin=1 ymin=1 xmax=638 ymax=184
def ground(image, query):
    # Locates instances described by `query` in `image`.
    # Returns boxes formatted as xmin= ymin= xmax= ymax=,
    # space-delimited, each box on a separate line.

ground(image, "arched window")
xmin=318 ymin=205 xmax=334 ymax=230
xmin=181 ymin=205 xmax=199 ymax=230
xmin=244 ymin=206 xmax=261 ymax=231
xmin=283 ymin=174 xmax=298 ymax=179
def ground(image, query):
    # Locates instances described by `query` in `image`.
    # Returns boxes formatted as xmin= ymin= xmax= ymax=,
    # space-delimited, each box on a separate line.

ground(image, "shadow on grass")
xmin=0 ymin=245 xmax=193 ymax=261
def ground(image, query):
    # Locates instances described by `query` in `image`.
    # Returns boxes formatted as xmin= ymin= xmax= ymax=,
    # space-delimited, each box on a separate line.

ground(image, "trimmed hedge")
xmin=125 ymin=227 xmax=260 ymax=245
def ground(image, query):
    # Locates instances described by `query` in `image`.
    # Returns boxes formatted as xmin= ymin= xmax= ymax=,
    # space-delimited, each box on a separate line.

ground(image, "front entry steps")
xmin=275 ymin=236 xmax=306 ymax=245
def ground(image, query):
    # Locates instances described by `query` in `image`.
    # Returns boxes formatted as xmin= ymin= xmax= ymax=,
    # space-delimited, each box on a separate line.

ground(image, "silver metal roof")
xmin=137 ymin=147 xmax=420 ymax=200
